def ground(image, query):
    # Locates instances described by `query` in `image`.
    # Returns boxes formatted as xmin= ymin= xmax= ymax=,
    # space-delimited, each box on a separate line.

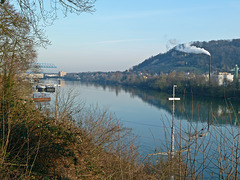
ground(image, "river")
xmin=43 ymin=79 xmax=240 ymax=179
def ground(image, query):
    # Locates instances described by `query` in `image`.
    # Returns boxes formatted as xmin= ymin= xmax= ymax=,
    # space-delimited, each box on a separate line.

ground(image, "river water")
xmin=43 ymin=79 xmax=240 ymax=178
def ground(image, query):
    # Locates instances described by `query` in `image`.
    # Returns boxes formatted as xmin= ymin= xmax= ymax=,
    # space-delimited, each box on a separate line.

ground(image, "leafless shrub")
xmin=143 ymin=93 xmax=240 ymax=179
xmin=44 ymin=88 xmax=155 ymax=179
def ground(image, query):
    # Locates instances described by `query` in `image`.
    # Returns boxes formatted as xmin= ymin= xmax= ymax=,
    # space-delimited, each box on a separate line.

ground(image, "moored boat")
xmin=45 ymin=84 xmax=55 ymax=92
xmin=36 ymin=84 xmax=46 ymax=92
xmin=33 ymin=92 xmax=51 ymax=102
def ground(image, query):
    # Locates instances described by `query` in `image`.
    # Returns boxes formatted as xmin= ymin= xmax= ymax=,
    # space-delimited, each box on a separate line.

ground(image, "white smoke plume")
xmin=166 ymin=39 xmax=178 ymax=50
xmin=175 ymin=43 xmax=211 ymax=56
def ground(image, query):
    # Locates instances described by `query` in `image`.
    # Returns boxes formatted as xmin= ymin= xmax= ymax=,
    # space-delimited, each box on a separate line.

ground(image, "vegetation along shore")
xmin=1 ymin=0 xmax=240 ymax=179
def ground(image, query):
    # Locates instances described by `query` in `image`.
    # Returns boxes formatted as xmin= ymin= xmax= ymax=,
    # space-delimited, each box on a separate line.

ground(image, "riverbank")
xmin=0 ymin=95 xmax=160 ymax=179
xmin=63 ymin=70 xmax=240 ymax=99
xmin=3 ymin=79 xmax=240 ymax=179
xmin=65 ymin=77 xmax=240 ymax=99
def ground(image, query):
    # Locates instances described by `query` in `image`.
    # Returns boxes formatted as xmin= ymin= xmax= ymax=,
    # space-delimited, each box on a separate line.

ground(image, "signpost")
xmin=143 ymin=85 xmax=181 ymax=180
xmin=168 ymin=85 xmax=180 ymax=180
xmin=168 ymin=85 xmax=180 ymax=159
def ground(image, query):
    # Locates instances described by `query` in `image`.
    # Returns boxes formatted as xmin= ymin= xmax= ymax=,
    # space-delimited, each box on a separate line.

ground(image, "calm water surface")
xmin=44 ymin=79 xmax=240 ymax=178
xmin=57 ymin=80 xmax=175 ymax=154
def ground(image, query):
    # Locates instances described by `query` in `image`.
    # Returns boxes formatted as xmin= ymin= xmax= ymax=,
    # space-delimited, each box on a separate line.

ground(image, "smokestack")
xmin=209 ymin=56 xmax=211 ymax=83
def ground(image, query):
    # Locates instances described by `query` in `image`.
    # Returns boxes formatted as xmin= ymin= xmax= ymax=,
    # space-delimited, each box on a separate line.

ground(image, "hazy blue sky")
xmin=37 ymin=0 xmax=240 ymax=73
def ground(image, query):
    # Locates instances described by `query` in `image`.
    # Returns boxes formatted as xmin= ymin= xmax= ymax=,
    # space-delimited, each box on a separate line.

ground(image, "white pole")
xmin=168 ymin=85 xmax=180 ymax=180
xmin=171 ymin=85 xmax=177 ymax=156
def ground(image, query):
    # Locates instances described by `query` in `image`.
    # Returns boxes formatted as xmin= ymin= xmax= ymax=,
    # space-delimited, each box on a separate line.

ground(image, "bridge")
xmin=26 ymin=63 xmax=57 ymax=77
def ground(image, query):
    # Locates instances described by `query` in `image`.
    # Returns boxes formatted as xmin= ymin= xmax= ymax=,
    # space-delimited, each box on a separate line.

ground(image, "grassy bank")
xmin=0 ymin=88 xmax=162 ymax=179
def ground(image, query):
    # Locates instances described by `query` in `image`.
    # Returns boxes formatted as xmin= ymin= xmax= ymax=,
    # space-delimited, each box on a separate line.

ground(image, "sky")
xmin=37 ymin=0 xmax=240 ymax=73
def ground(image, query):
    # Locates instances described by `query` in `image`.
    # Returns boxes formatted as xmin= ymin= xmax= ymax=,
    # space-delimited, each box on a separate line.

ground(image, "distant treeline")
xmin=65 ymin=71 xmax=240 ymax=98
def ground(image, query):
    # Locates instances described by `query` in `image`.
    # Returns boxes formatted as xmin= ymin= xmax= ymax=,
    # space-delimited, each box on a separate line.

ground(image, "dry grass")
xmin=0 ymin=87 xmax=157 ymax=179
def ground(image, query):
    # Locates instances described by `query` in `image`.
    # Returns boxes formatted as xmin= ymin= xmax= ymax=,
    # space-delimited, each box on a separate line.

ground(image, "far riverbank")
xmin=63 ymin=74 xmax=240 ymax=99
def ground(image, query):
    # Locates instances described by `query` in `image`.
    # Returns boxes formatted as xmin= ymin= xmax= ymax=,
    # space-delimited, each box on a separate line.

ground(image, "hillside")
xmin=132 ymin=39 xmax=240 ymax=74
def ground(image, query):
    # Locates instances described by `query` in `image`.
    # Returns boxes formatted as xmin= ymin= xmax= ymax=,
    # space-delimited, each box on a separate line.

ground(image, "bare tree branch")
xmin=1 ymin=0 xmax=96 ymax=46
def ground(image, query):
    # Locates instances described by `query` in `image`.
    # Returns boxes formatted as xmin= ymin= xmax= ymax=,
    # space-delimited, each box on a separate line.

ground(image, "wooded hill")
xmin=132 ymin=39 xmax=240 ymax=74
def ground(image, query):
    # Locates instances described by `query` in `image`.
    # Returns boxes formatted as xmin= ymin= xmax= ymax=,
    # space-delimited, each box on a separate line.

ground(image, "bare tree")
xmin=1 ymin=0 xmax=96 ymax=45
xmin=0 ymin=3 xmax=37 ymax=98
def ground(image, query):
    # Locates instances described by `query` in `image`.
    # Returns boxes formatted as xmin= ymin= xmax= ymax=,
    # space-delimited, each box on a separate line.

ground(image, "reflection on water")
xmin=44 ymin=79 xmax=240 ymax=131
xmin=82 ymin=81 xmax=239 ymax=125
xmin=35 ymin=101 xmax=50 ymax=108
xmin=43 ymin=79 xmax=240 ymax=178
xmin=41 ymin=79 xmax=240 ymax=126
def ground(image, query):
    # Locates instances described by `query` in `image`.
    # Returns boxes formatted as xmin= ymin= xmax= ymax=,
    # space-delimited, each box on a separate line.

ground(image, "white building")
xmin=213 ymin=72 xmax=234 ymax=86
xmin=59 ymin=71 xmax=67 ymax=77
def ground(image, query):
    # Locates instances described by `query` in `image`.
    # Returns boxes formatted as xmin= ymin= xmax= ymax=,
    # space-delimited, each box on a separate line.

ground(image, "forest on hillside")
xmin=132 ymin=39 xmax=240 ymax=74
